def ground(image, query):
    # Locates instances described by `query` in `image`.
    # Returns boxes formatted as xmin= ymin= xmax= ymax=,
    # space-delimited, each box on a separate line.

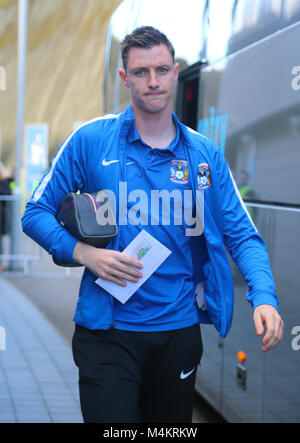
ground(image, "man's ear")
xmin=119 ymin=68 xmax=129 ymax=88
xmin=174 ymin=63 xmax=179 ymax=81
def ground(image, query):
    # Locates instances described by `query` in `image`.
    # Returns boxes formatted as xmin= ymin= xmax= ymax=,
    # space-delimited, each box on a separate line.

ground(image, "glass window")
xmin=282 ymin=0 xmax=300 ymax=26
xmin=228 ymin=0 xmax=281 ymax=54
xmin=204 ymin=0 xmax=237 ymax=63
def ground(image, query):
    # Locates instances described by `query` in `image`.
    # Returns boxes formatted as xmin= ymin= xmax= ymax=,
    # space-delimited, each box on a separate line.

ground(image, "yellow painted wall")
xmin=0 ymin=0 xmax=121 ymax=165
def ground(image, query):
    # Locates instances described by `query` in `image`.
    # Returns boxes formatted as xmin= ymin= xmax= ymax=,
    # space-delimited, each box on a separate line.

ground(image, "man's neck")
xmin=132 ymin=105 xmax=176 ymax=149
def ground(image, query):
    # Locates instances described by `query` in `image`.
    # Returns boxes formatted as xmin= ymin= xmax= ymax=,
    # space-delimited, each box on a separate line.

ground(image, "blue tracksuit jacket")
xmin=22 ymin=105 xmax=278 ymax=338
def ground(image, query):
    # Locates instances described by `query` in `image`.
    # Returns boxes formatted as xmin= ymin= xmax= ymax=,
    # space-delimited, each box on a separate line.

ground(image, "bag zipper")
xmin=83 ymin=193 xmax=97 ymax=214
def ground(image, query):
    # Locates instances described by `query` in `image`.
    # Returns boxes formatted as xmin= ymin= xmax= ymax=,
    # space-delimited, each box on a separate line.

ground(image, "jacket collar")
xmin=120 ymin=105 xmax=187 ymax=154
xmin=118 ymin=105 xmax=199 ymax=206
xmin=120 ymin=105 xmax=195 ymax=142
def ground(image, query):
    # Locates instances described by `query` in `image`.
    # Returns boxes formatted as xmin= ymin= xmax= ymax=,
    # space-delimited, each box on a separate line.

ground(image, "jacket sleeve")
xmin=22 ymin=130 xmax=86 ymax=264
xmin=213 ymin=146 xmax=279 ymax=312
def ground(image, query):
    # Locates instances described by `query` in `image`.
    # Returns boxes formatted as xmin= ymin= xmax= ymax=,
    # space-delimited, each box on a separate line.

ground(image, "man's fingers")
xmin=263 ymin=315 xmax=284 ymax=351
xmin=99 ymin=270 xmax=127 ymax=287
xmin=106 ymin=266 xmax=141 ymax=283
xmin=253 ymin=309 xmax=264 ymax=336
xmin=110 ymin=253 xmax=143 ymax=279
xmin=98 ymin=251 xmax=144 ymax=285
xmin=114 ymin=259 xmax=143 ymax=278
xmin=261 ymin=315 xmax=283 ymax=352
xmin=262 ymin=315 xmax=274 ymax=345
xmin=253 ymin=305 xmax=284 ymax=352
xmin=83 ymin=249 xmax=144 ymax=284
xmin=265 ymin=313 xmax=283 ymax=341
xmin=116 ymin=251 xmax=144 ymax=269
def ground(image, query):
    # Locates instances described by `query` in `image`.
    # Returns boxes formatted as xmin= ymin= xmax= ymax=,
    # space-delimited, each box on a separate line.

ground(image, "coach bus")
xmin=104 ymin=0 xmax=300 ymax=423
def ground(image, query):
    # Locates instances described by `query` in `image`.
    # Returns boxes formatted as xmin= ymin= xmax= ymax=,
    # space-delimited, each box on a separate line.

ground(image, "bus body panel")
xmin=106 ymin=0 xmax=300 ymax=422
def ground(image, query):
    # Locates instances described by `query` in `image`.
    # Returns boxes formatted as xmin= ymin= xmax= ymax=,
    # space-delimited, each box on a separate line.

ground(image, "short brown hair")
xmin=121 ymin=26 xmax=175 ymax=70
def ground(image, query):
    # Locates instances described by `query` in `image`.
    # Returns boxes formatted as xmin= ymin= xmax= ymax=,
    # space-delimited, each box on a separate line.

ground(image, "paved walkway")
xmin=0 ymin=277 xmax=83 ymax=423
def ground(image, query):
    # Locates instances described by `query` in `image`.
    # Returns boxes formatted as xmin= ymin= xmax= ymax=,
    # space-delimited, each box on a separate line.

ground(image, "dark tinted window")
xmin=227 ymin=0 xmax=282 ymax=55
xmin=198 ymin=22 xmax=300 ymax=206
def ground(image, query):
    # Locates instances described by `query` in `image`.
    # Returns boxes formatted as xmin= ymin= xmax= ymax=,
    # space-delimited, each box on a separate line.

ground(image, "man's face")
xmin=119 ymin=44 xmax=179 ymax=115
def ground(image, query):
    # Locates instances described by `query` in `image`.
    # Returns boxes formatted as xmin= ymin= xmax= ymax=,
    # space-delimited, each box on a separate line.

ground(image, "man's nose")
xmin=148 ymin=70 xmax=159 ymax=88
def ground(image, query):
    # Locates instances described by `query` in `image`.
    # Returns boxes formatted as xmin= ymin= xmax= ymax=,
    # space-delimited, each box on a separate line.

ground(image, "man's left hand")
xmin=253 ymin=305 xmax=284 ymax=352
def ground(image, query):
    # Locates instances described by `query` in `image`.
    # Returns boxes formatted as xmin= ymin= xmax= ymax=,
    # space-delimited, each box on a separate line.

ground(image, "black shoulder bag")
xmin=53 ymin=190 xmax=117 ymax=267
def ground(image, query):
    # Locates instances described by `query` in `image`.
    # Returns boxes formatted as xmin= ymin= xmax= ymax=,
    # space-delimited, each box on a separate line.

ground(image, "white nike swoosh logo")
xmin=180 ymin=367 xmax=196 ymax=380
xmin=102 ymin=159 xmax=135 ymax=166
xmin=102 ymin=159 xmax=120 ymax=166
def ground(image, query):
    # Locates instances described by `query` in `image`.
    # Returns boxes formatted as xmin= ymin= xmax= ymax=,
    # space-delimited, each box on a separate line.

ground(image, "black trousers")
xmin=72 ymin=323 xmax=203 ymax=423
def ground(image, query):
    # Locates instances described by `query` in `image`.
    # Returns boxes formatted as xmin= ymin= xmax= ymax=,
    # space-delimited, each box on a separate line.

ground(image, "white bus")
xmin=104 ymin=0 xmax=300 ymax=423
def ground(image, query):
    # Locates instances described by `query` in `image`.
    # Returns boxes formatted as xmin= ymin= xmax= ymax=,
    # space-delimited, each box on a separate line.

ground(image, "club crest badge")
xmin=170 ymin=159 xmax=189 ymax=184
xmin=197 ymin=163 xmax=211 ymax=190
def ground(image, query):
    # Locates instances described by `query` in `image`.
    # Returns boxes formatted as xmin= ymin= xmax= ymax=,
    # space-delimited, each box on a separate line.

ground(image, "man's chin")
xmin=139 ymin=101 xmax=169 ymax=115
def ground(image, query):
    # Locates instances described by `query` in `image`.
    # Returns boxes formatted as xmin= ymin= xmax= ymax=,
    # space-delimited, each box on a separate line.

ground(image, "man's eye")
xmin=135 ymin=70 xmax=145 ymax=77
xmin=159 ymin=67 xmax=169 ymax=73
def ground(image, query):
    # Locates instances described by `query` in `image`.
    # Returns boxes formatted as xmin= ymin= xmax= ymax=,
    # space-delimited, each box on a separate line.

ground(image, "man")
xmin=0 ymin=161 xmax=12 ymax=273
xmin=22 ymin=26 xmax=284 ymax=423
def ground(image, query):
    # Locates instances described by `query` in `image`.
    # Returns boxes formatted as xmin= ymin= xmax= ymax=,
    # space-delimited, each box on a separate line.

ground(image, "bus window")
xmin=227 ymin=0 xmax=282 ymax=55
xmin=282 ymin=0 xmax=300 ymax=26
xmin=204 ymin=0 xmax=236 ymax=63
xmin=176 ymin=62 xmax=202 ymax=130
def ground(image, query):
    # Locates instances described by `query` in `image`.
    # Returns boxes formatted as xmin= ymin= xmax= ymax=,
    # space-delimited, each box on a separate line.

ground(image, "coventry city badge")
xmin=170 ymin=159 xmax=189 ymax=184
xmin=197 ymin=163 xmax=211 ymax=190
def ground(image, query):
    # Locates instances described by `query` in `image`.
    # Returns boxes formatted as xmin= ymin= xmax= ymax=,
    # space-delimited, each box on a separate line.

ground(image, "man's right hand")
xmin=73 ymin=242 xmax=143 ymax=287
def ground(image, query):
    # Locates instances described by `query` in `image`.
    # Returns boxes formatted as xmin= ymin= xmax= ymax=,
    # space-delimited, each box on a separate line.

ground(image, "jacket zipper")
xmin=83 ymin=193 xmax=97 ymax=214
xmin=183 ymin=131 xmax=226 ymax=337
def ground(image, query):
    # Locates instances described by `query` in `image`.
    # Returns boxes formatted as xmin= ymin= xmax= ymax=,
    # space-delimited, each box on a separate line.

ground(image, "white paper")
xmin=95 ymin=230 xmax=172 ymax=304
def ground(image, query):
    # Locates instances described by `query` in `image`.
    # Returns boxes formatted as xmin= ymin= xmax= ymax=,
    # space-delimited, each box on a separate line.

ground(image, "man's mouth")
xmin=145 ymin=91 xmax=164 ymax=97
